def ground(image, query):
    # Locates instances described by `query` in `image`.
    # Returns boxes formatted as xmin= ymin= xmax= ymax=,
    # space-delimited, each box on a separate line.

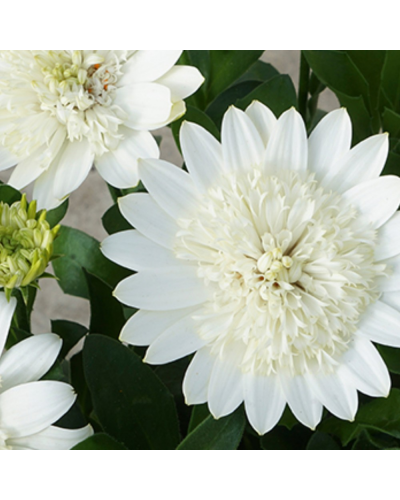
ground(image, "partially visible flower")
xmin=0 ymin=194 xmax=59 ymax=295
xmin=103 ymin=102 xmax=400 ymax=435
xmin=0 ymin=50 xmax=204 ymax=209
xmin=0 ymin=332 xmax=92 ymax=450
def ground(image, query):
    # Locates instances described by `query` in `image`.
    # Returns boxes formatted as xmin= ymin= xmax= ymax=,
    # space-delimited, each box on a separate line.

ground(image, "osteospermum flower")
xmin=0 ymin=50 xmax=204 ymax=209
xmin=0 ymin=331 xmax=92 ymax=450
xmin=102 ymin=102 xmax=400 ymax=435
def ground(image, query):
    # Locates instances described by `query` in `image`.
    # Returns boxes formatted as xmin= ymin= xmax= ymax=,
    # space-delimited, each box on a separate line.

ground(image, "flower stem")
xmin=298 ymin=52 xmax=310 ymax=122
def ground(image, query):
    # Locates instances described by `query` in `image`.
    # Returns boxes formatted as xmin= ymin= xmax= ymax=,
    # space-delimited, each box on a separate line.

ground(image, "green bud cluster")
xmin=0 ymin=194 xmax=59 ymax=298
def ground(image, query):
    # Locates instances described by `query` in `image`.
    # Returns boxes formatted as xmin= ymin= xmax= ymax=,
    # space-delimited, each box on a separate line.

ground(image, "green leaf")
xmin=207 ymin=51 xmax=264 ymax=104
xmin=83 ymin=335 xmax=180 ymax=450
xmin=206 ymin=81 xmax=261 ymax=128
xmin=187 ymin=404 xmax=210 ymax=433
xmin=45 ymin=199 xmax=69 ymax=227
xmin=5 ymin=326 xmax=32 ymax=350
xmin=177 ymin=407 xmax=245 ymax=450
xmin=377 ymin=345 xmax=400 ymax=375
xmin=306 ymin=431 xmax=340 ymax=450
xmin=381 ymin=51 xmax=400 ymax=112
xmin=354 ymin=389 xmax=400 ymax=439
xmin=51 ymin=319 xmax=88 ymax=359
xmin=84 ymin=270 xmax=126 ymax=339
xmin=171 ymin=105 xmax=221 ymax=153
xmin=382 ymin=107 xmax=400 ymax=137
xmin=260 ymin=425 xmax=311 ymax=450
xmin=102 ymin=203 xmax=132 ymax=235
xmin=236 ymin=74 xmax=297 ymax=117
xmin=351 ymin=429 xmax=380 ymax=450
xmin=318 ymin=417 xmax=360 ymax=447
xmin=0 ymin=185 xmax=21 ymax=204
xmin=236 ymin=60 xmax=279 ymax=84
xmin=72 ymin=433 xmax=127 ymax=450
xmin=70 ymin=351 xmax=93 ymax=420
xmin=334 ymin=91 xmax=374 ymax=143
xmin=52 ymin=226 xmax=129 ymax=299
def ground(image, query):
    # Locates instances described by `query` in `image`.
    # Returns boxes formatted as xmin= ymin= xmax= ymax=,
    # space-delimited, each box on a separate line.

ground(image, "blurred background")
xmin=0 ymin=50 xmax=339 ymax=332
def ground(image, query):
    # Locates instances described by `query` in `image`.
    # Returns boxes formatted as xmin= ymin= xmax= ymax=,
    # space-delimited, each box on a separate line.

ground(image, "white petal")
xmin=102 ymin=230 xmax=179 ymax=271
xmin=0 ymin=381 xmax=76 ymax=438
xmin=0 ymin=293 xmax=17 ymax=354
xmin=180 ymin=121 xmax=224 ymax=192
xmin=280 ymin=373 xmax=323 ymax=430
xmin=308 ymin=108 xmax=352 ymax=183
xmin=342 ymin=176 xmax=400 ymax=229
xmin=53 ymin=139 xmax=94 ymax=200
xmin=0 ymin=334 xmax=62 ymax=393
xmin=32 ymin=158 xmax=61 ymax=211
xmin=120 ymin=307 xmax=199 ymax=346
xmin=245 ymin=100 xmax=277 ymax=147
xmin=95 ymin=128 xmax=159 ymax=189
xmin=139 ymin=158 xmax=201 ymax=218
xmin=120 ymin=50 xmax=182 ymax=85
xmin=221 ymin=106 xmax=265 ymax=173
xmin=208 ymin=345 xmax=244 ymax=419
xmin=114 ymin=267 xmax=209 ymax=310
xmin=357 ymin=300 xmax=400 ymax=347
xmin=155 ymin=65 xmax=204 ymax=101
xmin=340 ymin=336 xmax=391 ymax=397
xmin=376 ymin=211 xmax=400 ymax=261
xmin=244 ymin=373 xmax=286 ymax=435
xmin=8 ymin=145 xmax=48 ymax=189
xmin=0 ymin=148 xmax=17 ymax=171
xmin=7 ymin=424 xmax=93 ymax=450
xmin=326 ymin=133 xmax=389 ymax=193
xmin=263 ymin=107 xmax=308 ymax=173
xmin=376 ymin=253 xmax=400 ymax=292
xmin=183 ymin=347 xmax=215 ymax=405
xmin=144 ymin=311 xmax=205 ymax=364
xmin=114 ymin=83 xmax=172 ymax=131
xmin=380 ymin=291 xmax=400 ymax=312
xmin=308 ymin=371 xmax=358 ymax=421
xmin=118 ymin=193 xmax=179 ymax=249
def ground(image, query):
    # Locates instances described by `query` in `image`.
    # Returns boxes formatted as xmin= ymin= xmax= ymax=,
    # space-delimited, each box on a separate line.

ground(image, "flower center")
xmin=175 ymin=168 xmax=386 ymax=376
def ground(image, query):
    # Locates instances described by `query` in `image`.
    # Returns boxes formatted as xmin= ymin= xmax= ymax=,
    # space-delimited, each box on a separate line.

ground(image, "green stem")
xmin=298 ymin=52 xmax=310 ymax=121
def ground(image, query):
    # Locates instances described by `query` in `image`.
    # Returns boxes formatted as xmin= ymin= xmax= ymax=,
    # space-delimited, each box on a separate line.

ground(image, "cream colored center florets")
xmin=175 ymin=168 xmax=386 ymax=377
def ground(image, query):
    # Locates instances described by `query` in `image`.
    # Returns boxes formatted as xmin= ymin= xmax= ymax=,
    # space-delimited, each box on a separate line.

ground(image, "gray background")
xmin=0 ymin=50 xmax=339 ymax=332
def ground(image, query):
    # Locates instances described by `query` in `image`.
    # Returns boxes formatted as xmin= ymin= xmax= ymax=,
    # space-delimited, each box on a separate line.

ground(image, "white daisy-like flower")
xmin=102 ymin=102 xmax=400 ymax=435
xmin=0 ymin=50 xmax=204 ymax=209
xmin=0 ymin=329 xmax=92 ymax=450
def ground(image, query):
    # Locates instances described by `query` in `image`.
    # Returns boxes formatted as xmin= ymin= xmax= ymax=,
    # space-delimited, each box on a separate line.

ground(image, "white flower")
xmin=0 ymin=330 xmax=92 ymax=449
xmin=102 ymin=102 xmax=400 ymax=435
xmin=0 ymin=50 xmax=204 ymax=209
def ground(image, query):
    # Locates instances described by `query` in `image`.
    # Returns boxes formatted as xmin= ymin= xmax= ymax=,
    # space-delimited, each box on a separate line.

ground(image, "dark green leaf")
xmin=70 ymin=351 xmax=93 ymax=420
xmin=236 ymin=60 xmax=279 ymax=84
xmin=206 ymin=81 xmax=261 ymax=128
xmin=377 ymin=345 xmax=400 ymax=375
xmin=354 ymin=389 xmax=400 ymax=439
xmin=72 ymin=433 xmax=127 ymax=450
xmin=318 ymin=417 xmax=360 ymax=447
xmin=382 ymin=107 xmax=400 ymax=138
xmin=0 ymin=185 xmax=21 ymax=204
xmin=236 ymin=74 xmax=297 ymax=117
xmin=52 ymin=226 xmax=129 ymax=299
xmin=5 ymin=326 xmax=32 ymax=350
xmin=306 ymin=431 xmax=340 ymax=450
xmin=261 ymin=425 xmax=311 ymax=450
xmin=51 ymin=319 xmax=88 ymax=358
xmin=187 ymin=404 xmax=210 ymax=433
xmin=381 ymin=51 xmax=400 ymax=112
xmin=45 ymin=199 xmax=69 ymax=227
xmin=334 ymin=91 xmax=374 ymax=144
xmin=102 ymin=203 xmax=132 ymax=235
xmin=207 ymin=51 xmax=263 ymax=104
xmin=83 ymin=335 xmax=180 ymax=450
xmin=84 ymin=270 xmax=126 ymax=339
xmin=177 ymin=407 xmax=245 ymax=450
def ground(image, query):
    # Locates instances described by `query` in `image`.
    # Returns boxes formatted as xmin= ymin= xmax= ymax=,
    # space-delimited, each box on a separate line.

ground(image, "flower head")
xmin=102 ymin=102 xmax=400 ymax=435
xmin=0 ymin=50 xmax=204 ymax=209
xmin=0 ymin=332 xmax=92 ymax=449
xmin=0 ymin=194 xmax=59 ymax=294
